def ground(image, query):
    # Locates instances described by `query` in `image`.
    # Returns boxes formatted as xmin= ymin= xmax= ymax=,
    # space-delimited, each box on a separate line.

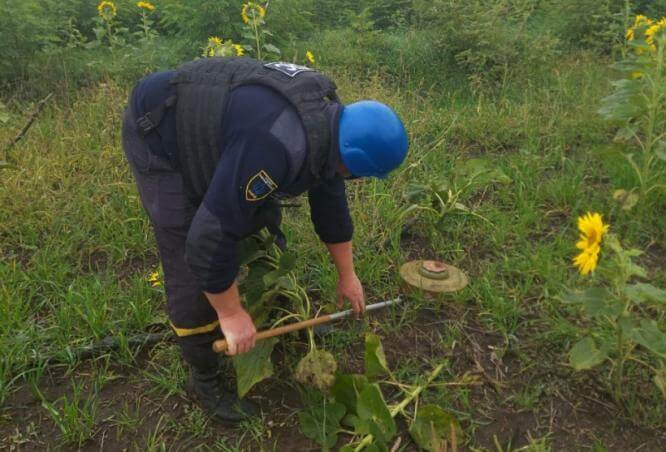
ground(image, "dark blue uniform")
xmin=122 ymin=71 xmax=352 ymax=350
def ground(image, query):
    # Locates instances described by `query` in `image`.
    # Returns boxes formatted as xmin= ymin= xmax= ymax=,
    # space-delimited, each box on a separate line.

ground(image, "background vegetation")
xmin=1 ymin=0 xmax=665 ymax=449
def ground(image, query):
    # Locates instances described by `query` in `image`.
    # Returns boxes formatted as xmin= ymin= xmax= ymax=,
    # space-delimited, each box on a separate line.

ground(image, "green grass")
xmin=1 ymin=43 xmax=664 ymax=449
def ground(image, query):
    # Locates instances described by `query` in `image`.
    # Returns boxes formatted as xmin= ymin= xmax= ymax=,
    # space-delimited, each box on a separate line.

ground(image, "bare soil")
xmin=2 ymin=294 xmax=664 ymax=450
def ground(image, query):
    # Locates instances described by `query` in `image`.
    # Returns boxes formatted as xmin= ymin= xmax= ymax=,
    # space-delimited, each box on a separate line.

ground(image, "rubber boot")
xmin=179 ymin=339 xmax=258 ymax=423
xmin=185 ymin=368 xmax=258 ymax=423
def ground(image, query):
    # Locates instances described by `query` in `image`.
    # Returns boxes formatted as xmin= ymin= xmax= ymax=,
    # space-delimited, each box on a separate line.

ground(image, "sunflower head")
xmin=241 ymin=2 xmax=266 ymax=26
xmin=573 ymin=212 xmax=609 ymax=276
xmin=576 ymin=212 xmax=609 ymax=250
xmin=573 ymin=244 xmax=601 ymax=276
xmin=626 ymin=15 xmax=653 ymax=41
xmin=204 ymin=37 xmax=243 ymax=58
xmin=208 ymin=36 xmax=223 ymax=47
xmin=97 ymin=1 xmax=117 ymax=21
xmin=645 ymin=17 xmax=666 ymax=51
xmin=137 ymin=1 xmax=156 ymax=11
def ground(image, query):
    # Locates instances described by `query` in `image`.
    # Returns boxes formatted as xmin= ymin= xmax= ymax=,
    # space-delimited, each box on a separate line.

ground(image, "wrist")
xmin=204 ymin=285 xmax=244 ymax=318
xmin=339 ymin=269 xmax=357 ymax=281
xmin=215 ymin=300 xmax=244 ymax=318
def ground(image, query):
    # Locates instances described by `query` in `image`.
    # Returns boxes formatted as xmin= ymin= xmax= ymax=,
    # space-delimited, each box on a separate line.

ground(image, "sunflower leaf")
xmin=410 ymin=405 xmax=462 ymax=451
xmin=569 ymin=337 xmax=608 ymax=370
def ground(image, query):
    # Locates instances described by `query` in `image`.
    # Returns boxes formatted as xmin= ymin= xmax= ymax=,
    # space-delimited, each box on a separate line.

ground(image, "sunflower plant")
xmin=297 ymin=333 xmax=461 ymax=451
xmin=135 ymin=2 xmax=159 ymax=42
xmin=239 ymin=2 xmax=281 ymax=60
xmin=561 ymin=212 xmax=666 ymax=404
xmin=90 ymin=1 xmax=129 ymax=48
xmin=202 ymin=36 xmax=244 ymax=58
xmin=402 ymin=157 xmax=511 ymax=226
xmin=598 ymin=15 xmax=666 ymax=207
xmin=230 ymin=230 xmax=333 ymax=398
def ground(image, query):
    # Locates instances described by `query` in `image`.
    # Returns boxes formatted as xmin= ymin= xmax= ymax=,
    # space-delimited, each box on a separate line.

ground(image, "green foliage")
xmin=409 ymin=404 xmax=462 ymax=451
xmin=402 ymin=157 xmax=511 ymax=225
xmin=561 ymin=234 xmax=666 ymax=402
xmin=412 ymin=0 xmax=559 ymax=88
xmin=300 ymin=334 xmax=453 ymax=450
xmin=364 ymin=332 xmax=389 ymax=380
xmin=355 ymin=384 xmax=397 ymax=444
xmin=0 ymin=0 xmax=52 ymax=80
xmin=536 ymin=0 xmax=629 ymax=53
xmin=156 ymin=0 xmax=238 ymax=42
xmin=298 ymin=390 xmax=346 ymax=449
xmin=568 ymin=336 xmax=609 ymax=370
xmin=0 ymin=101 xmax=9 ymax=124
xmin=232 ymin=338 xmax=278 ymax=398
xmin=37 ymin=381 xmax=98 ymax=447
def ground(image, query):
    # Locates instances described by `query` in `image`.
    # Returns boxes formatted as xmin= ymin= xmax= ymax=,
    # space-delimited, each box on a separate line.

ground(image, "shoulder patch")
xmin=245 ymin=170 xmax=278 ymax=202
xmin=264 ymin=62 xmax=314 ymax=78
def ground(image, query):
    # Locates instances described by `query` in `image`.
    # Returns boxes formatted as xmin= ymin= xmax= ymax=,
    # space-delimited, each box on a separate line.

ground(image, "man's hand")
xmin=337 ymin=272 xmax=366 ymax=315
xmin=218 ymin=308 xmax=256 ymax=356
xmin=326 ymin=241 xmax=365 ymax=316
xmin=205 ymin=284 xmax=256 ymax=356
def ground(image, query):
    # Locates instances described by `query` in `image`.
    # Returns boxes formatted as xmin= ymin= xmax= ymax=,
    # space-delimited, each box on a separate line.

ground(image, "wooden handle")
xmin=212 ymin=313 xmax=333 ymax=354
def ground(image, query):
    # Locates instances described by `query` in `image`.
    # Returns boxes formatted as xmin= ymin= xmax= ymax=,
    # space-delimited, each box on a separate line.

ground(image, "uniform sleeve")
xmin=185 ymin=135 xmax=289 ymax=293
xmin=308 ymin=176 xmax=354 ymax=244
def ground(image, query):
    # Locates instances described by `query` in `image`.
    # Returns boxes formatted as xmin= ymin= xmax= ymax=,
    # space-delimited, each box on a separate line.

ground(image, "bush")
xmin=411 ymin=0 xmax=559 ymax=89
xmin=535 ymin=0 xmax=628 ymax=54
xmin=0 ymin=1 xmax=52 ymax=82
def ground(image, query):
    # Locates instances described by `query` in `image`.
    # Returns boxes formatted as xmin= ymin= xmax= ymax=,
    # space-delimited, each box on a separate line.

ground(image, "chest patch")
xmin=245 ymin=170 xmax=278 ymax=201
xmin=264 ymin=62 xmax=314 ymax=78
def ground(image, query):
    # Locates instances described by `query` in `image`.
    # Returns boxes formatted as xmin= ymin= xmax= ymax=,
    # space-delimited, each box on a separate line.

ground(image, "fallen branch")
xmin=3 ymin=92 xmax=53 ymax=153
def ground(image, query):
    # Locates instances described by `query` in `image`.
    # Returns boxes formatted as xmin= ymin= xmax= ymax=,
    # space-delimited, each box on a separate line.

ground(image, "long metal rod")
xmin=212 ymin=297 xmax=402 ymax=353
xmin=328 ymin=297 xmax=402 ymax=320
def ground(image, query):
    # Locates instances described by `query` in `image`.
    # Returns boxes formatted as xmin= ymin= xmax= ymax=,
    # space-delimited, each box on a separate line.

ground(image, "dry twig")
xmin=3 ymin=92 xmax=53 ymax=154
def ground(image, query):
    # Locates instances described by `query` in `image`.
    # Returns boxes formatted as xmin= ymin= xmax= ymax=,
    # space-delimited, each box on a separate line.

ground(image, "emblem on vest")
xmin=245 ymin=170 xmax=278 ymax=201
xmin=264 ymin=62 xmax=314 ymax=77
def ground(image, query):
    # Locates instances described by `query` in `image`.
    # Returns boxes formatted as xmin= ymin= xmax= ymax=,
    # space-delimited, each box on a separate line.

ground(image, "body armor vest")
xmin=169 ymin=57 xmax=339 ymax=202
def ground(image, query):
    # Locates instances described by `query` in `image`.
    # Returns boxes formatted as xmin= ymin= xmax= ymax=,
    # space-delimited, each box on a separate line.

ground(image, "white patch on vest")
xmin=264 ymin=62 xmax=314 ymax=77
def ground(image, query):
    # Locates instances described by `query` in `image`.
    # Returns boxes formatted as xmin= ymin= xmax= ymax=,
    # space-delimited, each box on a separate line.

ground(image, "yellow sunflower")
xmin=241 ymin=2 xmax=265 ymax=25
xmin=208 ymin=36 xmax=223 ymax=47
xmin=97 ymin=1 xmax=117 ymax=21
xmin=305 ymin=50 xmax=315 ymax=65
xmin=205 ymin=37 xmax=243 ymax=58
xmin=625 ymin=14 xmax=653 ymax=41
xmin=573 ymin=244 xmax=601 ymax=276
xmin=573 ymin=212 xmax=609 ymax=276
xmin=645 ymin=17 xmax=666 ymax=50
xmin=137 ymin=1 xmax=156 ymax=11
xmin=576 ymin=212 xmax=609 ymax=250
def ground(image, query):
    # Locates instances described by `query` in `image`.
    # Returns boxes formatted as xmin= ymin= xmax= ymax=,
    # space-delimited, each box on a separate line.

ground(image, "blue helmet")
xmin=338 ymin=100 xmax=408 ymax=179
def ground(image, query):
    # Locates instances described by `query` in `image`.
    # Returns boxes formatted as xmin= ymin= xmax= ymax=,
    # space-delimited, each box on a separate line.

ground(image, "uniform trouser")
xmin=121 ymin=105 xmax=221 ymax=373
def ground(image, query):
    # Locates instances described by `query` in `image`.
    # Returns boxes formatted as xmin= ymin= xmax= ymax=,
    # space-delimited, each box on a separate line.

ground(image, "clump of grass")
xmin=37 ymin=381 xmax=99 ymax=447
